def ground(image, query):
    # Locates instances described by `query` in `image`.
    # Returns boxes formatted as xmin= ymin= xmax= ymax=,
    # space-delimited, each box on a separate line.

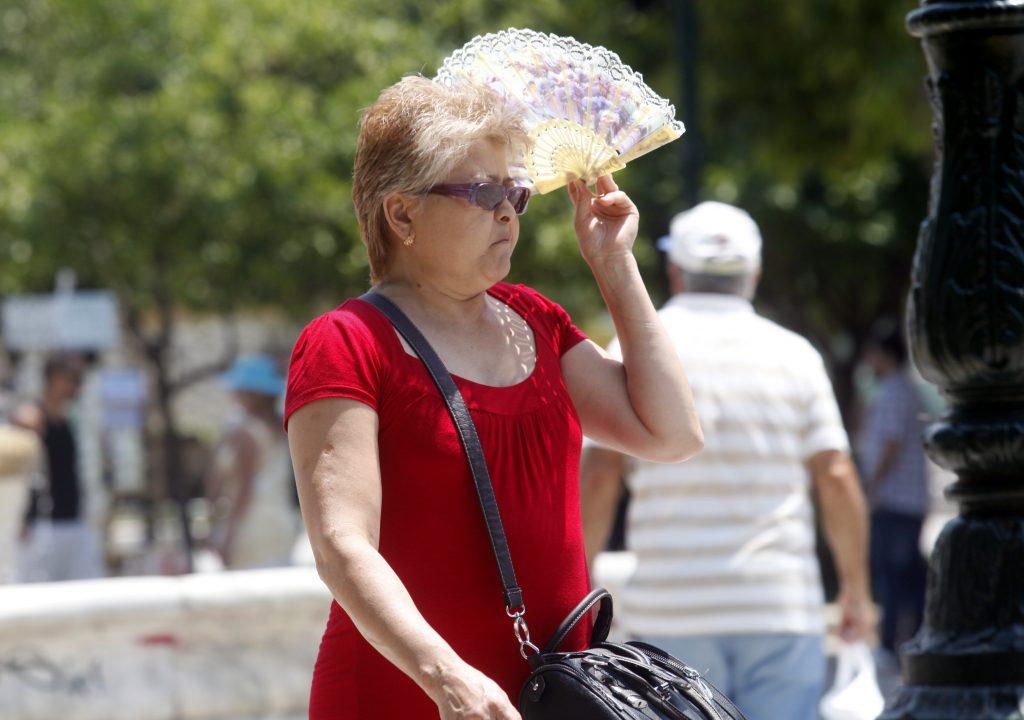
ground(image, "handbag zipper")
xmin=625 ymin=643 xmax=725 ymax=720
xmin=595 ymin=655 xmax=712 ymax=720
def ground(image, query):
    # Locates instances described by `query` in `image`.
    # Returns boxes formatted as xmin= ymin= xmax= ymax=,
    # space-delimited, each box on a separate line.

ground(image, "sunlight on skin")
xmin=391 ymin=294 xmax=537 ymax=386
xmin=491 ymin=295 xmax=536 ymax=381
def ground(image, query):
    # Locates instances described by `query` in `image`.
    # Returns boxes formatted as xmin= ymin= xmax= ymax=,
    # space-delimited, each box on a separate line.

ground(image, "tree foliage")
xmin=0 ymin=0 xmax=936 ymax=419
xmin=693 ymin=1 xmax=934 ymax=411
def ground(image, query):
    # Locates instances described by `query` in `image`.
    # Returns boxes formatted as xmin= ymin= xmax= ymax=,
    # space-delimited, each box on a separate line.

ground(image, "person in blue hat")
xmin=204 ymin=353 xmax=299 ymax=570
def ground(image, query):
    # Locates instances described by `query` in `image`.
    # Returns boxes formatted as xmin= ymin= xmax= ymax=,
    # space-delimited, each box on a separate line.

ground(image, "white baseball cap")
xmin=657 ymin=201 xmax=762 ymax=275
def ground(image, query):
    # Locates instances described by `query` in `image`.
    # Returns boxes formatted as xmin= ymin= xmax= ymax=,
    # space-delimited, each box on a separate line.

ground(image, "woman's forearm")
xmin=315 ymin=534 xmax=463 ymax=701
xmin=289 ymin=398 xmax=519 ymax=718
xmin=590 ymin=253 xmax=702 ymax=460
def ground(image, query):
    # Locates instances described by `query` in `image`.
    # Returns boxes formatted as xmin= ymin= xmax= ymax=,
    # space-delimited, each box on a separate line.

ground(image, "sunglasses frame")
xmin=428 ymin=182 xmax=531 ymax=215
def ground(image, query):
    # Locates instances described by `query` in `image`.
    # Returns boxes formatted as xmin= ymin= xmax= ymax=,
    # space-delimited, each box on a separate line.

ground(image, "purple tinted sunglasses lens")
xmin=509 ymin=186 xmax=530 ymax=214
xmin=429 ymin=182 xmax=531 ymax=215
xmin=476 ymin=183 xmax=530 ymax=214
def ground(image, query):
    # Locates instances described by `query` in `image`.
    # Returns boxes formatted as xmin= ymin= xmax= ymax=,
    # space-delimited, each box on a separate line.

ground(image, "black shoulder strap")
xmin=359 ymin=291 xmax=524 ymax=611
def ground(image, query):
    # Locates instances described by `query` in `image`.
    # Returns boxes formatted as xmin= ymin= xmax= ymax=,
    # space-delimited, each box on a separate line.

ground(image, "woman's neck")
xmin=375 ymin=278 xmax=492 ymax=330
xmin=41 ymin=393 xmax=68 ymax=421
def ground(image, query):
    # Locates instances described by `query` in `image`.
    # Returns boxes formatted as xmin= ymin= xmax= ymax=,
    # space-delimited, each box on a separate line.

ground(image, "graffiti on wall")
xmin=0 ymin=647 xmax=105 ymax=696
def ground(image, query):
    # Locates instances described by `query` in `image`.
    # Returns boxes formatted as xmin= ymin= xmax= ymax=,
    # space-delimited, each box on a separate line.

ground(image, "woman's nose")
xmin=495 ymin=200 xmax=514 ymax=222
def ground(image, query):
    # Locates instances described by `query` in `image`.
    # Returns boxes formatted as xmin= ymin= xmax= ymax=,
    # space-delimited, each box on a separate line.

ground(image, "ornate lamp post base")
xmin=885 ymin=2 xmax=1024 ymax=717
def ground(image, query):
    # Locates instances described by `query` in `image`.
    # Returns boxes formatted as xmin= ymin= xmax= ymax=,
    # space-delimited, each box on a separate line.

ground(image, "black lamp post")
xmin=883 ymin=2 xmax=1024 ymax=717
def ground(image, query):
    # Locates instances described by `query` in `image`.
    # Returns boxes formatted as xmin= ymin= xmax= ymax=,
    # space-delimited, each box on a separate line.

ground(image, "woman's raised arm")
xmin=562 ymin=176 xmax=703 ymax=463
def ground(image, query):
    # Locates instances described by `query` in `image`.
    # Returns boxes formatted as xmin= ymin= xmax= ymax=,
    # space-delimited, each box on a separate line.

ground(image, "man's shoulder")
xmin=663 ymin=304 xmax=822 ymax=355
xmin=750 ymin=315 xmax=820 ymax=353
xmin=734 ymin=317 xmax=832 ymax=379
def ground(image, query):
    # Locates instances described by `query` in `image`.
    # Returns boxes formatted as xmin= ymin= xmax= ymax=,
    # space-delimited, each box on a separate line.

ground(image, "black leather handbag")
xmin=516 ymin=587 xmax=745 ymax=719
xmin=362 ymin=292 xmax=747 ymax=720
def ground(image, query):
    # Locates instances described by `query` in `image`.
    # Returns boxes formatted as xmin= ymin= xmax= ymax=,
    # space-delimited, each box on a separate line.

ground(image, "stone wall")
xmin=0 ymin=567 xmax=330 ymax=720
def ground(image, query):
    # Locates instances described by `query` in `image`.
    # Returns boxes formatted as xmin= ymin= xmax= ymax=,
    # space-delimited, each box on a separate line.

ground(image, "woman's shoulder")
xmin=305 ymin=296 xmax=383 ymax=330
xmin=289 ymin=297 xmax=400 ymax=376
xmin=285 ymin=297 xmax=396 ymax=421
xmin=296 ymin=297 xmax=393 ymax=348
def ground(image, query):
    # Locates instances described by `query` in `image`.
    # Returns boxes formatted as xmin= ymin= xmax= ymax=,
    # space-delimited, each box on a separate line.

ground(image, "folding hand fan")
xmin=435 ymin=28 xmax=685 ymax=194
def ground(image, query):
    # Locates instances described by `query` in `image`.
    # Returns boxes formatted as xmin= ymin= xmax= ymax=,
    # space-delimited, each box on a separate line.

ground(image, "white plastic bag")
xmin=819 ymin=642 xmax=886 ymax=720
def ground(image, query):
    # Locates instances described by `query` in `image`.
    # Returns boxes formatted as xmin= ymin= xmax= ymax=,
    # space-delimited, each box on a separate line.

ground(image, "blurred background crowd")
xmin=0 ymin=344 xmax=308 ymax=582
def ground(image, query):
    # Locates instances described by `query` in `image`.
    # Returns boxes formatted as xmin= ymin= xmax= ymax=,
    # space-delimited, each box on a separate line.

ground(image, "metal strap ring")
xmin=512 ymin=615 xmax=540 ymax=658
xmin=513 ymin=615 xmax=531 ymax=644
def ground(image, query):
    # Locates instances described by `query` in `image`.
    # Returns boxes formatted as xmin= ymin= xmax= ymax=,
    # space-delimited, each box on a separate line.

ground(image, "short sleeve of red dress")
xmin=285 ymin=283 xmax=592 ymax=719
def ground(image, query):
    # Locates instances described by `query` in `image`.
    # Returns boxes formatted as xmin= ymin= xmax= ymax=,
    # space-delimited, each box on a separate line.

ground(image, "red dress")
xmin=285 ymin=282 xmax=592 ymax=719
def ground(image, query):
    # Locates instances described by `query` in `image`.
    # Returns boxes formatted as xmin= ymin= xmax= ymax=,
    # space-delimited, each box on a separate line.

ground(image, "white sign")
xmin=1 ymin=291 xmax=120 ymax=351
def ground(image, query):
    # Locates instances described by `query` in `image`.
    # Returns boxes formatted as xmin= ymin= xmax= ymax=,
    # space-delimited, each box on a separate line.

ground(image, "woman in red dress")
xmin=285 ymin=76 xmax=703 ymax=719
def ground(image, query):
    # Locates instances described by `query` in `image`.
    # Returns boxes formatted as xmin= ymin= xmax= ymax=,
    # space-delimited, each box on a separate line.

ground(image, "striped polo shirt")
xmin=606 ymin=293 xmax=850 ymax=637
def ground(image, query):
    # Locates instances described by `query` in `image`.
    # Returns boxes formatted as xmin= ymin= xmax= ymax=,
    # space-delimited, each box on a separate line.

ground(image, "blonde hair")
xmin=352 ymin=75 xmax=528 ymax=282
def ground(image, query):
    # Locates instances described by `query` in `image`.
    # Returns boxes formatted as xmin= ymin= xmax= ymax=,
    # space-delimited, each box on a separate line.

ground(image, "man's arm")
xmin=579 ymin=446 xmax=627 ymax=568
xmin=864 ymin=438 xmax=901 ymax=502
xmin=809 ymin=448 xmax=874 ymax=641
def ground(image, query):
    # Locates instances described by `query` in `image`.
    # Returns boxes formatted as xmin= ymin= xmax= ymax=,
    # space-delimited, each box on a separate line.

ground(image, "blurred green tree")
xmin=693 ymin=2 xmax=933 ymax=417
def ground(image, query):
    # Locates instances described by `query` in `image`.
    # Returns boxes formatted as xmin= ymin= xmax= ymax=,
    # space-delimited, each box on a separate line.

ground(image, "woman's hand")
xmin=568 ymin=175 xmax=639 ymax=267
xmin=433 ymin=660 xmax=521 ymax=720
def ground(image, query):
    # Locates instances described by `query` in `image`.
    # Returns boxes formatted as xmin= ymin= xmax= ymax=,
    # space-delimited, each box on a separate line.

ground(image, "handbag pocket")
xmin=519 ymin=589 xmax=747 ymax=720
xmin=521 ymin=659 xmax=650 ymax=719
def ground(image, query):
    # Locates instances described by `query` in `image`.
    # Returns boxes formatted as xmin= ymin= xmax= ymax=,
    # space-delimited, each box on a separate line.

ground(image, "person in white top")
xmin=580 ymin=201 xmax=873 ymax=720
xmin=0 ymin=419 xmax=40 ymax=583
xmin=205 ymin=353 xmax=299 ymax=570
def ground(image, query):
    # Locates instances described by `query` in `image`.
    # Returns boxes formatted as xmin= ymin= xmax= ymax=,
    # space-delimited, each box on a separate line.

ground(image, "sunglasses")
xmin=428 ymin=182 xmax=531 ymax=215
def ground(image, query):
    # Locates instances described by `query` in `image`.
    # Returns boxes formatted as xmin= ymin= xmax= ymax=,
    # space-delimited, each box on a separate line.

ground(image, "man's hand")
xmin=836 ymin=588 xmax=876 ymax=642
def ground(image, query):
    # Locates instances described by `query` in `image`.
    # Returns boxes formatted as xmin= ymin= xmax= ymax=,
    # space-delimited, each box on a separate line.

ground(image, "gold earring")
xmin=404 ymin=232 xmax=415 ymax=247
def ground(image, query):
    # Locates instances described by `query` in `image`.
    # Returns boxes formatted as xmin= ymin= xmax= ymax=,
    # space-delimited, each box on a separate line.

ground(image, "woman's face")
xmin=408 ymin=139 xmax=520 ymax=292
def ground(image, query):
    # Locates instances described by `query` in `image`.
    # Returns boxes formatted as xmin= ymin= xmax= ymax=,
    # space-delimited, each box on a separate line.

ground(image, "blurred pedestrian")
xmin=858 ymin=323 xmax=929 ymax=659
xmin=13 ymin=353 xmax=104 ymax=582
xmin=205 ymin=353 xmax=298 ymax=570
xmin=284 ymin=76 xmax=701 ymax=719
xmin=0 ymin=420 xmax=40 ymax=583
xmin=0 ymin=363 xmax=39 ymax=585
xmin=580 ymin=201 xmax=874 ymax=720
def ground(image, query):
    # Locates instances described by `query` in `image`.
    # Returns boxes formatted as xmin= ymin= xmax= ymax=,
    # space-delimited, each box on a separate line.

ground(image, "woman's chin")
xmin=484 ymin=247 xmax=514 ymax=277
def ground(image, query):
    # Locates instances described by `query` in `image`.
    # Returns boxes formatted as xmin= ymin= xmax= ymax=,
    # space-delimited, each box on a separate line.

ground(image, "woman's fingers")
xmin=498 ymin=705 xmax=523 ymax=720
xmin=435 ymin=661 xmax=522 ymax=720
xmin=570 ymin=180 xmax=595 ymax=227
xmin=595 ymin=190 xmax=632 ymax=213
xmin=595 ymin=174 xmax=618 ymax=195
xmin=569 ymin=179 xmax=591 ymax=204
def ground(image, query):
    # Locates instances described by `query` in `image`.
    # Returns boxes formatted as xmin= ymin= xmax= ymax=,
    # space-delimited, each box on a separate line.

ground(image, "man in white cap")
xmin=580 ymin=201 xmax=873 ymax=720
